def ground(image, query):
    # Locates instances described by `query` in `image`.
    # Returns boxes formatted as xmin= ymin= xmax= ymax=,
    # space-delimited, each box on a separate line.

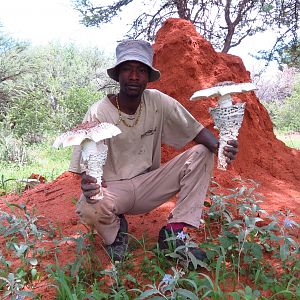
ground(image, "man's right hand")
xmin=81 ymin=172 xmax=106 ymax=204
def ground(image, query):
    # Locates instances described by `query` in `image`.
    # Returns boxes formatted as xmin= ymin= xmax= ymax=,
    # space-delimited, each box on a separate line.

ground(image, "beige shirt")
xmin=69 ymin=89 xmax=203 ymax=181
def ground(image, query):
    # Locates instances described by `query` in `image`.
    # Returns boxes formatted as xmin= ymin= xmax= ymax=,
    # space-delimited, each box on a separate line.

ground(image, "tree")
xmin=263 ymin=75 xmax=300 ymax=132
xmin=74 ymin=0 xmax=299 ymax=62
xmin=279 ymin=41 xmax=300 ymax=69
xmin=0 ymin=27 xmax=32 ymax=117
xmin=255 ymin=66 xmax=297 ymax=102
xmin=6 ymin=43 xmax=108 ymax=141
xmin=1 ymin=42 xmax=111 ymax=143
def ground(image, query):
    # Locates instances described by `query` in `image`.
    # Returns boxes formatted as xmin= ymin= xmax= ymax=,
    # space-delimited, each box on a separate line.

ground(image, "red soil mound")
xmin=1 ymin=18 xmax=300 ymax=298
xmin=149 ymin=18 xmax=300 ymax=219
xmin=150 ymin=18 xmax=300 ymax=187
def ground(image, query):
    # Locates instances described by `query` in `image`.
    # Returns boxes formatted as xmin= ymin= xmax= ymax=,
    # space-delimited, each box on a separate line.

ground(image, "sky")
xmin=0 ymin=0 xmax=277 ymax=74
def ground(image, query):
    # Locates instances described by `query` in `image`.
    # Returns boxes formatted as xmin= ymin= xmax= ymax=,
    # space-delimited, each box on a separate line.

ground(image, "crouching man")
xmin=69 ymin=39 xmax=238 ymax=263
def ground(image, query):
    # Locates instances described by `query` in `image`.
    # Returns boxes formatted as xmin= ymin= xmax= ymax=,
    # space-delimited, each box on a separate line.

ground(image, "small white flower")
xmin=176 ymin=231 xmax=187 ymax=240
xmin=283 ymin=218 xmax=295 ymax=228
xmin=162 ymin=274 xmax=173 ymax=284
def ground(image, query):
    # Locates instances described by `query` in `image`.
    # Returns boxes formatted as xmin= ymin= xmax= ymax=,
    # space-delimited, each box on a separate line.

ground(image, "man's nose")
xmin=129 ymin=69 xmax=139 ymax=80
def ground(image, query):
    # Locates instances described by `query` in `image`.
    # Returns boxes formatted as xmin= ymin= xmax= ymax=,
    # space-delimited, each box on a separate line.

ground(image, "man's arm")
xmin=194 ymin=128 xmax=239 ymax=163
xmin=193 ymin=127 xmax=219 ymax=153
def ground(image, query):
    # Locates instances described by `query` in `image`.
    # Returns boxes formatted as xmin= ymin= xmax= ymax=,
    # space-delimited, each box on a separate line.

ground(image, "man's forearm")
xmin=193 ymin=128 xmax=218 ymax=153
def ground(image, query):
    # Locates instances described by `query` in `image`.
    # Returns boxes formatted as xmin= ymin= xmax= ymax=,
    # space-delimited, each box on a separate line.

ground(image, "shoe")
xmin=158 ymin=226 xmax=207 ymax=264
xmin=105 ymin=214 xmax=128 ymax=262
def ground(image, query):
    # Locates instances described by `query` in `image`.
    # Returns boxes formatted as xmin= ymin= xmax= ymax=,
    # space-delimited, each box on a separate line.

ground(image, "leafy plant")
xmin=1 ymin=176 xmax=299 ymax=298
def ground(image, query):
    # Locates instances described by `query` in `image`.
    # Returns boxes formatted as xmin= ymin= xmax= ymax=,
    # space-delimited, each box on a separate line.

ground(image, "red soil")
xmin=1 ymin=18 xmax=299 ymax=298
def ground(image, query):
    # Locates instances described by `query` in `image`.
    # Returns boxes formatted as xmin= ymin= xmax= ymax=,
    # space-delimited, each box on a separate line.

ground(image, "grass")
xmin=0 ymin=141 xmax=299 ymax=299
xmin=0 ymin=140 xmax=72 ymax=195
xmin=276 ymin=131 xmax=300 ymax=149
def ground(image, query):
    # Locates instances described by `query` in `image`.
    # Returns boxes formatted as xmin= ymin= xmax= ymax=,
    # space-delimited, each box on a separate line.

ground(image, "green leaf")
xmin=219 ymin=237 xmax=233 ymax=249
xmin=245 ymin=285 xmax=252 ymax=295
xmin=176 ymin=288 xmax=199 ymax=300
xmin=296 ymin=285 xmax=300 ymax=296
xmin=138 ymin=289 xmax=160 ymax=299
xmin=280 ymin=243 xmax=289 ymax=261
xmin=29 ymin=258 xmax=38 ymax=266
xmin=227 ymin=292 xmax=241 ymax=300
xmin=243 ymin=255 xmax=253 ymax=264
xmin=166 ymin=253 xmax=181 ymax=259
xmin=31 ymin=267 xmax=37 ymax=279
xmin=251 ymin=243 xmax=263 ymax=259
xmin=180 ymin=278 xmax=198 ymax=292
xmin=14 ymin=243 xmax=28 ymax=257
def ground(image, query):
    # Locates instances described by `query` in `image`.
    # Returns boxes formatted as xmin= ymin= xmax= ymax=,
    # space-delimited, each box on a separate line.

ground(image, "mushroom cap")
xmin=190 ymin=82 xmax=257 ymax=101
xmin=53 ymin=121 xmax=121 ymax=148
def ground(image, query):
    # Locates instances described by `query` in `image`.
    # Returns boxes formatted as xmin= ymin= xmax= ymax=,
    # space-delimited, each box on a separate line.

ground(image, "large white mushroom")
xmin=53 ymin=121 xmax=121 ymax=200
xmin=190 ymin=81 xmax=256 ymax=170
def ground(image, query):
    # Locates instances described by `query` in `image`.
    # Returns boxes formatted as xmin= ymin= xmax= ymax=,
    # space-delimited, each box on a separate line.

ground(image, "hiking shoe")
xmin=105 ymin=214 xmax=128 ymax=262
xmin=158 ymin=226 xmax=207 ymax=266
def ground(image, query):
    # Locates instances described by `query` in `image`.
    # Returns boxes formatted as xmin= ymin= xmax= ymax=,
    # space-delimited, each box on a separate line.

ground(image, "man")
xmin=69 ymin=39 xmax=238 ymax=263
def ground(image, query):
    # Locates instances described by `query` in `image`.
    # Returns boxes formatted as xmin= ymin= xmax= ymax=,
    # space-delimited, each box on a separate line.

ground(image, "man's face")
xmin=118 ymin=61 xmax=150 ymax=98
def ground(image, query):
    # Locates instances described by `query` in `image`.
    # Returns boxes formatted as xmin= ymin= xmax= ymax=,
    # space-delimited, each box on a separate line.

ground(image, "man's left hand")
xmin=223 ymin=140 xmax=238 ymax=164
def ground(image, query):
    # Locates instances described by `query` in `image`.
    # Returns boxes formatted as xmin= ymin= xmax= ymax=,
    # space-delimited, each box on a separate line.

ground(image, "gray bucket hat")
xmin=107 ymin=39 xmax=161 ymax=82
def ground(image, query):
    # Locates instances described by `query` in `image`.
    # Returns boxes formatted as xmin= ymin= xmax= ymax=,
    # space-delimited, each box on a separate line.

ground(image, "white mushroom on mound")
xmin=190 ymin=81 xmax=257 ymax=170
xmin=53 ymin=121 xmax=121 ymax=200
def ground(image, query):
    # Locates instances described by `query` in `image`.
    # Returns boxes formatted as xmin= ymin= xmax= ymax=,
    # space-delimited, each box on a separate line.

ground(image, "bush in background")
xmin=263 ymin=75 xmax=300 ymax=133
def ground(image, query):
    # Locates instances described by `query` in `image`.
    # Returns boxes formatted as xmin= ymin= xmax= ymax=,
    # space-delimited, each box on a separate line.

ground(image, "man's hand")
xmin=81 ymin=172 xmax=107 ymax=204
xmin=223 ymin=140 xmax=238 ymax=164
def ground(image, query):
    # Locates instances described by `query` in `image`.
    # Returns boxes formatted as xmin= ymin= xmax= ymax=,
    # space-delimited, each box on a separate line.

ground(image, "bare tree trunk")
xmin=174 ymin=0 xmax=190 ymax=20
xmin=222 ymin=0 xmax=253 ymax=52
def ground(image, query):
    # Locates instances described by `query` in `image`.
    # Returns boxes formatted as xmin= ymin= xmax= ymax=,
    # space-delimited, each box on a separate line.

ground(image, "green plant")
xmin=1 ymin=175 xmax=300 ymax=299
xmin=0 ymin=203 xmax=57 ymax=297
xmin=0 ymin=272 xmax=35 ymax=299
xmin=0 ymin=137 xmax=72 ymax=194
xmin=0 ymin=123 xmax=29 ymax=165
xmin=164 ymin=230 xmax=210 ymax=271
xmin=263 ymin=77 xmax=300 ymax=133
xmin=134 ymin=267 xmax=199 ymax=299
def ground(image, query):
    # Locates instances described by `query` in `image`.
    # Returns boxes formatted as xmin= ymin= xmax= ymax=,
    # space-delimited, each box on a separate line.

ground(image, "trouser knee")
xmin=190 ymin=144 xmax=214 ymax=169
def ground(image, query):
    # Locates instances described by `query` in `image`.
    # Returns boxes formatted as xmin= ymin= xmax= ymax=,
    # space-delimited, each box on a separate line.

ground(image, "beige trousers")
xmin=76 ymin=145 xmax=214 ymax=245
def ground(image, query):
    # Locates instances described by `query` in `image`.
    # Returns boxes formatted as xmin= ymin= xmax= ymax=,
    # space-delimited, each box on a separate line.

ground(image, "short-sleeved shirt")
xmin=69 ymin=89 xmax=203 ymax=182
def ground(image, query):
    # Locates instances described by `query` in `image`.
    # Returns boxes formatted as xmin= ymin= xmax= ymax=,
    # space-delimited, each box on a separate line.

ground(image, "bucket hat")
xmin=107 ymin=39 xmax=161 ymax=82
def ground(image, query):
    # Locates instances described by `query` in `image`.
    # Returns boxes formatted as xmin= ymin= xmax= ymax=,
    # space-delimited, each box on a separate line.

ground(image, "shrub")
xmin=263 ymin=76 xmax=300 ymax=132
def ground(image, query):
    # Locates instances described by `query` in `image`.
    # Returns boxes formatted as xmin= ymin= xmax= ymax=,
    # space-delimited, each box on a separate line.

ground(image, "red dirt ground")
xmin=1 ymin=18 xmax=300 ymax=298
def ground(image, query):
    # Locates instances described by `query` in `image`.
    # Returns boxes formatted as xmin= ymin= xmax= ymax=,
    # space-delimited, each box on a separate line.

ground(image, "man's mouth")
xmin=127 ymin=84 xmax=140 ymax=88
xmin=126 ymin=84 xmax=140 ymax=91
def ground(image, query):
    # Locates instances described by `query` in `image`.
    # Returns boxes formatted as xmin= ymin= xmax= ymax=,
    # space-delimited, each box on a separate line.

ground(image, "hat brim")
xmin=107 ymin=60 xmax=161 ymax=82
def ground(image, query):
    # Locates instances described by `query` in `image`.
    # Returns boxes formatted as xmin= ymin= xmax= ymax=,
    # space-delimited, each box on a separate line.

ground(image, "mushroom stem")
xmin=81 ymin=139 xmax=108 ymax=200
xmin=218 ymin=94 xmax=233 ymax=107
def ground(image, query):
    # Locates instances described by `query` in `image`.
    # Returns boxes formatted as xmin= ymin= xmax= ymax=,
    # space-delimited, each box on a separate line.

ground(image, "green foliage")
xmin=0 ymin=28 xmax=32 ymax=118
xmin=0 ymin=122 xmax=29 ymax=164
xmin=0 ymin=38 xmax=108 ymax=144
xmin=281 ymin=40 xmax=300 ymax=70
xmin=1 ymin=175 xmax=299 ymax=298
xmin=0 ymin=138 xmax=71 ymax=194
xmin=6 ymin=90 xmax=54 ymax=143
xmin=56 ymin=86 xmax=102 ymax=131
xmin=263 ymin=80 xmax=300 ymax=132
xmin=0 ymin=203 xmax=55 ymax=299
